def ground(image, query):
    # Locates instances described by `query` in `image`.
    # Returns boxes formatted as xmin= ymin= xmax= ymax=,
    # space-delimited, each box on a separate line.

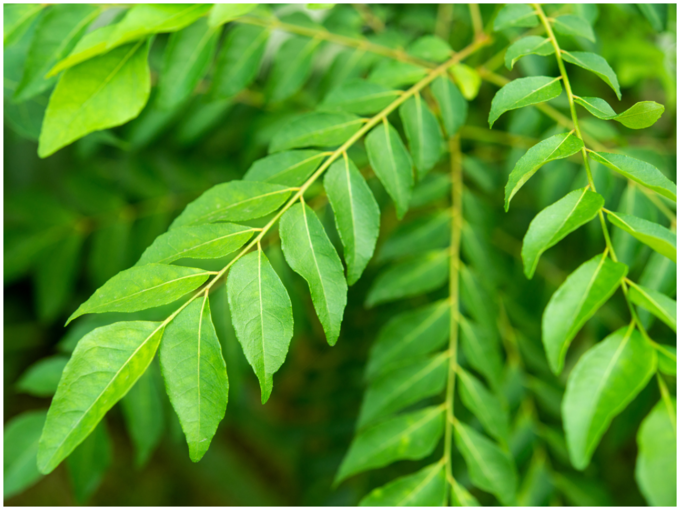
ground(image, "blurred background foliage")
xmin=4 ymin=3 xmax=676 ymax=505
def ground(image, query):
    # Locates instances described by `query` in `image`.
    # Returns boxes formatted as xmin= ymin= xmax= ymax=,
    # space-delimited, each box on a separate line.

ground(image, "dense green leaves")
xmin=270 ymin=112 xmax=364 ymax=152
xmin=504 ymin=36 xmax=554 ymax=70
xmin=4 ymin=4 xmax=45 ymax=46
xmin=522 ymin=188 xmax=604 ymax=279
xmin=542 ymin=254 xmax=628 ymax=374
xmin=589 ymin=152 xmax=677 ymax=201
xmin=208 ymin=3 xmax=256 ymax=27
xmin=37 ymin=321 xmax=163 ymax=474
xmin=4 ymin=410 xmax=47 ymax=498
xmin=561 ymin=51 xmax=621 ymax=99
xmin=336 ymin=406 xmax=445 ymax=483
xmin=460 ymin=317 xmax=504 ymax=392
xmin=627 ymin=282 xmax=677 ymax=332
xmin=16 ymin=356 xmax=68 ymax=397
xmin=505 ymin=132 xmax=584 ymax=210
xmin=324 ymin=157 xmax=380 ymax=285
xmin=67 ymin=264 xmax=211 ymax=324
xmin=552 ymin=15 xmax=595 ymax=42
xmin=365 ymin=120 xmax=414 ymax=219
xmin=431 ymin=75 xmax=467 ymax=137
xmin=563 ymin=326 xmax=656 ymax=470
xmin=160 ymin=295 xmax=228 ymax=461
xmin=399 ymin=94 xmax=444 ymax=178
xmin=368 ymin=60 xmax=428 ymax=88
xmin=280 ymin=203 xmax=347 ymax=345
xmin=321 ymin=80 xmax=400 ymax=115
xmin=228 ymin=250 xmax=293 ymax=403
xmin=574 ymin=97 xmax=664 ymax=129
xmin=244 ymin=150 xmax=325 ymax=187
xmin=360 ymin=463 xmax=446 ymax=506
xmin=606 ymin=211 xmax=676 ymax=261
xmin=266 ymin=36 xmax=322 ymax=103
xmin=38 ymin=39 xmax=151 ymax=158
xmin=493 ymin=4 xmax=538 ymax=31
xmin=488 ymin=76 xmax=562 ymax=128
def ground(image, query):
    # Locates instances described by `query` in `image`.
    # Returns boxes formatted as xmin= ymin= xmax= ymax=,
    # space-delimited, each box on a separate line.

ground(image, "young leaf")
xmin=488 ymin=76 xmax=562 ymax=128
xmin=365 ymin=250 xmax=449 ymax=307
xmin=269 ymin=112 xmax=364 ymax=152
xmin=359 ymin=462 xmax=447 ymax=506
xmin=38 ymin=321 xmax=164 ymax=474
xmin=156 ymin=18 xmax=219 ymax=110
xmin=280 ymin=203 xmax=348 ymax=345
xmin=137 ymin=223 xmax=256 ymax=265
xmin=407 ymin=35 xmax=452 ymax=63
xmin=627 ymin=282 xmax=677 ymax=332
xmin=336 ymin=406 xmax=445 ymax=483
xmin=244 ymin=150 xmax=326 ymax=187
xmin=552 ymin=15 xmax=595 ymax=41
xmin=449 ymin=63 xmax=481 ymax=100
xmin=505 ymin=132 xmax=584 ymax=210
xmin=542 ymin=253 xmax=628 ymax=374
xmin=46 ymin=25 xmax=114 ymax=76
xmin=227 ymin=250 xmax=293 ymax=403
xmin=504 ymin=36 xmax=554 ymax=70
xmin=208 ymin=3 xmax=257 ymax=27
xmin=324 ymin=157 xmax=380 ymax=285
xmin=38 ymin=39 xmax=151 ymax=158
xmin=66 ymin=423 xmax=112 ymax=503
xmin=561 ymin=51 xmax=621 ymax=100
xmin=522 ymin=188 xmax=604 ymax=278
xmin=366 ymin=300 xmax=450 ymax=379
xmin=563 ymin=326 xmax=656 ymax=470
xmin=457 ymin=368 xmax=510 ymax=445
xmin=460 ymin=317 xmax=504 ymax=392
xmin=636 ymin=398 xmax=677 ymax=506
xmin=160 ymin=294 xmax=229 ymax=462
xmin=4 ymin=410 xmax=47 ymax=499
xmin=16 ymin=355 xmax=68 ymax=397
xmin=13 ymin=4 xmax=100 ymax=102
xmin=431 ymin=75 xmax=467 ymax=137
xmin=377 ymin=211 xmax=450 ymax=262
xmin=357 ymin=354 xmax=448 ymax=428
xmin=365 ymin=120 xmax=414 ymax=219
xmin=575 ymin=97 xmax=664 ymax=129
xmin=493 ymin=4 xmax=538 ymax=31
xmin=321 ymin=79 xmax=400 ymax=115
xmin=454 ymin=420 xmax=518 ymax=505
xmin=67 ymin=264 xmax=211 ymax=324
xmin=588 ymin=152 xmax=677 ymax=201
xmin=170 ymin=181 xmax=291 ymax=229
xmin=606 ymin=211 xmax=676 ymax=261
xmin=399 ymin=95 xmax=444 ymax=179
xmin=210 ymin=24 xmax=269 ymax=100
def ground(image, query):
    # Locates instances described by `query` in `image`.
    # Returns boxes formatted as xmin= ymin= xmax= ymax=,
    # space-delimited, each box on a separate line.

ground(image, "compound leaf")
xmin=489 ymin=76 xmax=562 ymax=128
xmin=244 ymin=150 xmax=326 ymax=187
xmin=270 ymin=112 xmax=364 ymax=152
xmin=360 ymin=462 xmax=447 ymax=506
xmin=561 ymin=51 xmax=620 ymax=99
xmin=606 ymin=211 xmax=676 ymax=261
xmin=399 ymin=94 xmax=444 ymax=179
xmin=504 ymin=36 xmax=554 ymax=70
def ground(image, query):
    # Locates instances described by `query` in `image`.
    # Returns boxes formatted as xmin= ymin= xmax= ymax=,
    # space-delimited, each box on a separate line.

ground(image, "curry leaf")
xmin=561 ymin=51 xmax=620 ymax=99
xmin=431 ymin=75 xmax=467 ymax=137
xmin=266 ymin=36 xmax=322 ymax=103
xmin=460 ymin=317 xmax=504 ymax=392
xmin=359 ymin=463 xmax=447 ymax=506
xmin=575 ymin=97 xmax=664 ymax=129
xmin=270 ymin=112 xmax=364 ymax=152
xmin=488 ymin=76 xmax=562 ymax=128
xmin=4 ymin=410 xmax=47 ymax=498
xmin=449 ymin=63 xmax=481 ymax=101
xmin=16 ymin=356 xmax=68 ymax=397
xmin=627 ymin=281 xmax=677 ymax=332
xmin=552 ymin=15 xmax=595 ymax=42
xmin=399 ymin=94 xmax=445 ymax=179
xmin=606 ymin=211 xmax=676 ymax=261
xmin=321 ymin=79 xmax=400 ymax=115
xmin=244 ymin=150 xmax=326 ymax=187
xmin=504 ymin=36 xmax=554 ymax=70
xmin=208 ymin=3 xmax=257 ymax=27
xmin=493 ymin=4 xmax=538 ymax=31
xmin=457 ymin=368 xmax=510 ymax=445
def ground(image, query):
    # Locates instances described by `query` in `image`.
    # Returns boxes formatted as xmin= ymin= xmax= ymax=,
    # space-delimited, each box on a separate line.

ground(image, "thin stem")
xmin=352 ymin=4 xmax=384 ymax=33
xmin=435 ymin=4 xmax=454 ymax=41
xmin=469 ymin=4 xmax=484 ymax=39
xmin=657 ymin=374 xmax=676 ymax=431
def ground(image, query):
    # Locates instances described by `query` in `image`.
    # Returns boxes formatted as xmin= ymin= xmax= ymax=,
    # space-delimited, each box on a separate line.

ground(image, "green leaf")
xmin=575 ymin=97 xmax=664 ymax=129
xmin=366 ymin=300 xmax=450 ymax=379
xmin=377 ymin=211 xmax=450 ymax=262
xmin=450 ymin=477 xmax=481 ymax=506
xmin=552 ymin=472 xmax=613 ymax=506
xmin=4 ymin=4 xmax=44 ymax=46
xmin=561 ymin=51 xmax=620 ymax=100
xmin=493 ymin=4 xmax=538 ymax=31
xmin=4 ymin=410 xmax=47 ymax=499
xmin=66 ymin=422 xmax=112 ymax=503
xmin=606 ymin=211 xmax=676 ymax=261
xmin=458 ymin=368 xmax=510 ymax=445
xmin=627 ymin=282 xmax=676 ymax=332
xmin=210 ymin=24 xmax=269 ymax=100
xmin=16 ymin=355 xmax=68 ymax=397
xmin=170 ymin=181 xmax=292 ymax=229
xmin=552 ymin=15 xmax=595 ymax=42
xmin=460 ymin=317 xmax=504 ymax=392
xmin=399 ymin=94 xmax=444 ymax=179
xmin=137 ymin=223 xmax=256 ymax=265
xmin=505 ymin=132 xmax=584 ymax=210
xmin=38 ymin=39 xmax=151 ymax=158
xmin=365 ymin=250 xmax=449 ymax=307
xmin=227 ymin=250 xmax=293 ymax=403
xmin=37 ymin=321 xmax=164 ymax=474
xmin=368 ymin=60 xmax=428 ymax=88
xmin=359 ymin=462 xmax=447 ymax=506
xmin=408 ymin=35 xmax=452 ymax=63
xmin=504 ymin=36 xmax=554 ymax=70
xmin=266 ymin=35 xmax=323 ymax=103
xmin=589 ymin=152 xmax=676 ymax=201
xmin=638 ymin=4 xmax=666 ymax=32
xmin=270 ymin=112 xmax=364 ymax=152
xmin=244 ymin=150 xmax=326 ymax=187
xmin=67 ymin=264 xmax=211 ymax=324
xmin=542 ymin=254 xmax=628 ymax=374
xmin=522 ymin=188 xmax=604 ymax=278
xmin=208 ymin=3 xmax=256 ymax=27
xmin=656 ymin=345 xmax=677 ymax=376
xmin=449 ymin=63 xmax=481 ymax=101
xmin=488 ymin=76 xmax=562 ymax=128
xmin=321 ymin=79 xmax=400 ymax=115
xmin=156 ymin=18 xmax=219 ymax=110
xmin=410 ymin=173 xmax=452 ymax=208
xmin=280 ymin=203 xmax=348 ymax=345
xmin=120 ymin=363 xmax=165 ymax=467
xmin=46 ymin=25 xmax=113 ymax=76
xmin=324 ymin=157 xmax=380 ymax=285
xmin=336 ymin=406 xmax=445 ymax=483
xmin=160 ymin=294 xmax=229 ymax=462
xmin=563 ymin=326 xmax=656 ymax=470
xmin=13 ymin=4 xmax=100 ymax=102
xmin=358 ymin=354 xmax=448 ymax=428
xmin=431 ymin=75 xmax=467 ymax=137
xmin=636 ymin=398 xmax=677 ymax=506
xmin=453 ymin=420 xmax=518 ymax=505
xmin=365 ymin=120 xmax=414 ymax=219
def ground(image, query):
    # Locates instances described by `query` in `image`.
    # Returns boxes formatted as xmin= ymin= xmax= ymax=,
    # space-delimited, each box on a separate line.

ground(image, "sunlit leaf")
xmin=360 ymin=462 xmax=446 ymax=506
xmin=627 ymin=282 xmax=676 ymax=332
xmin=606 ymin=211 xmax=676 ymax=261
xmin=575 ymin=97 xmax=664 ymax=129
xmin=504 ymin=36 xmax=554 ymax=70
xmin=493 ymin=4 xmax=538 ymax=31
xmin=488 ymin=76 xmax=562 ymax=128
xmin=244 ymin=150 xmax=326 ymax=187
xmin=552 ymin=15 xmax=595 ymax=42
xmin=562 ymin=51 xmax=620 ymax=99
xmin=208 ymin=3 xmax=256 ymax=27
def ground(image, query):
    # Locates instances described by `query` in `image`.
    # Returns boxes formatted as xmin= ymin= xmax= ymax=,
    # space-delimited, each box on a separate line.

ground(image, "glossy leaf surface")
xmin=607 ymin=211 xmax=676 ymax=261
xmin=488 ymin=76 xmax=562 ymax=128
